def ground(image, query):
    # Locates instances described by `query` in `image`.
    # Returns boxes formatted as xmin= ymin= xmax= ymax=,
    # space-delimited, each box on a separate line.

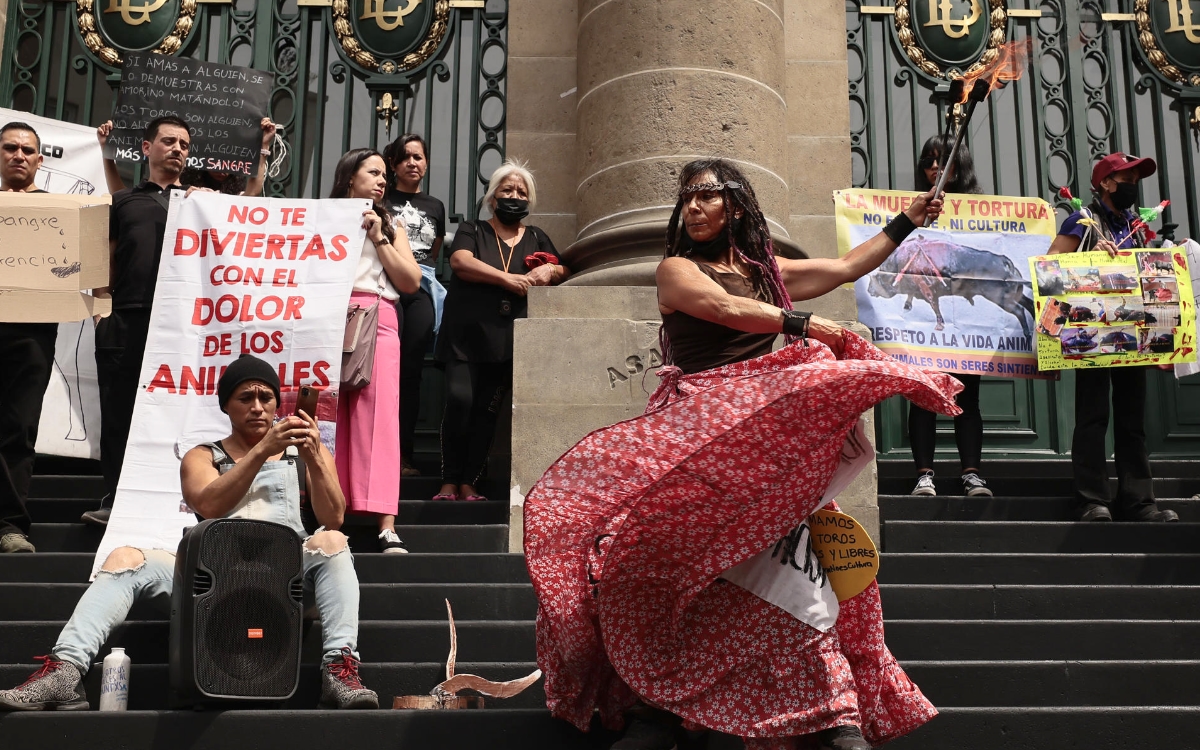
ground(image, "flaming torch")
xmin=925 ymin=40 xmax=1033 ymax=227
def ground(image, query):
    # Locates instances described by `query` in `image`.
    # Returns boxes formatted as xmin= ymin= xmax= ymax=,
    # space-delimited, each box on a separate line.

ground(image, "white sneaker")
xmin=378 ymin=528 xmax=409 ymax=554
xmin=962 ymin=472 xmax=993 ymax=497
xmin=911 ymin=473 xmax=936 ymax=496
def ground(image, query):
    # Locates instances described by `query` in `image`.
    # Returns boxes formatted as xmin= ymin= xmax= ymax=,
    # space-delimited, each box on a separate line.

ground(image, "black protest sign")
xmin=104 ymin=53 xmax=273 ymax=176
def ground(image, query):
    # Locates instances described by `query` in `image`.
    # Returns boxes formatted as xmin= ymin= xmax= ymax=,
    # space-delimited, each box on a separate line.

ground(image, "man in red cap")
xmin=1048 ymin=153 xmax=1177 ymax=523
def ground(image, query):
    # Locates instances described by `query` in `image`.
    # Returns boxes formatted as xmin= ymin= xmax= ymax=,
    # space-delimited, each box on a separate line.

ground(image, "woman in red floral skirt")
xmin=524 ymin=159 xmax=958 ymax=750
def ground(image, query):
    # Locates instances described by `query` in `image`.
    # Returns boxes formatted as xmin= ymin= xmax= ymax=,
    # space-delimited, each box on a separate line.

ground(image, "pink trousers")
xmin=336 ymin=292 xmax=400 ymax=515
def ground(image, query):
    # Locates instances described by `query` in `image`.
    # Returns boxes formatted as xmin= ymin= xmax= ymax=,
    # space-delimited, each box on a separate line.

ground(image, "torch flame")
xmin=955 ymin=39 xmax=1033 ymax=104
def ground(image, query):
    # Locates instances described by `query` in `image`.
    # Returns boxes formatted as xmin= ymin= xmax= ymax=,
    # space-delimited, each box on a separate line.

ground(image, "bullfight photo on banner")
xmin=1029 ymin=249 xmax=1197 ymax=371
xmin=91 ymin=192 xmax=367 ymax=576
xmin=836 ymin=189 xmax=1056 ymax=379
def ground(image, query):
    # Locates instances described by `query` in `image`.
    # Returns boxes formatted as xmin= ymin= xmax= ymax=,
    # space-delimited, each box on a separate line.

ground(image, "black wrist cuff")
xmin=883 ymin=212 xmax=917 ymax=244
xmin=781 ymin=309 xmax=812 ymax=338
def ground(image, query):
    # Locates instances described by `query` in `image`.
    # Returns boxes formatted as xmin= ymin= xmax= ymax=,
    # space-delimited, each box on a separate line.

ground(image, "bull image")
xmin=1100 ymin=330 xmax=1137 ymax=352
xmin=1069 ymin=306 xmax=1097 ymax=323
xmin=866 ymin=236 xmax=1036 ymax=335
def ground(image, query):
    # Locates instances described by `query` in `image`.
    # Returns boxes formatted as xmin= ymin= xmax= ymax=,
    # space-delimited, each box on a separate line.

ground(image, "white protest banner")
xmin=836 ymin=189 xmax=1055 ymax=379
xmin=0 ymin=108 xmax=111 ymax=459
xmin=92 ymin=191 xmax=366 ymax=575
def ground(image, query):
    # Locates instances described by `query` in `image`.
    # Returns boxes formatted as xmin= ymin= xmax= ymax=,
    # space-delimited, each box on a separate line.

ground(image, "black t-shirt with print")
xmin=383 ymin=188 xmax=446 ymax=266
xmin=435 ymin=221 xmax=560 ymax=363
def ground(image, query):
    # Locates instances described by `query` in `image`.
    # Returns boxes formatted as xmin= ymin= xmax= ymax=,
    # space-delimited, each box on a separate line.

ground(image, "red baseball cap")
xmin=1091 ymin=152 xmax=1156 ymax=189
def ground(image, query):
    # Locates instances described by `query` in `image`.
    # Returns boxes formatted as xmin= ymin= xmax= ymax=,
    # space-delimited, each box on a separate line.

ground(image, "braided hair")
xmin=661 ymin=158 xmax=793 ymax=364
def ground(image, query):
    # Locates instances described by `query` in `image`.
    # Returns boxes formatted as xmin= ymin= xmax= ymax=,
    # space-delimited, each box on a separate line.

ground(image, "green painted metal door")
xmin=848 ymin=0 xmax=1200 ymax=459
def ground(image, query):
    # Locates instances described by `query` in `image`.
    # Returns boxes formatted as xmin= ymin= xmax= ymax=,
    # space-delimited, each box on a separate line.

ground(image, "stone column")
xmin=564 ymin=0 xmax=801 ymax=285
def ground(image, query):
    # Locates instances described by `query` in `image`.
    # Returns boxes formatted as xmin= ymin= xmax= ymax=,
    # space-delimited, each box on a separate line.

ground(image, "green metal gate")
xmin=0 ymin=0 xmax=508 ymax=465
xmin=848 ymin=0 xmax=1200 ymax=460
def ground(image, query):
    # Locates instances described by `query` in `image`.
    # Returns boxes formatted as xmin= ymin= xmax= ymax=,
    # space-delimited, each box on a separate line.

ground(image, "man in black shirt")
xmin=0 ymin=122 xmax=56 ymax=553
xmin=89 ymin=116 xmax=191 ymax=524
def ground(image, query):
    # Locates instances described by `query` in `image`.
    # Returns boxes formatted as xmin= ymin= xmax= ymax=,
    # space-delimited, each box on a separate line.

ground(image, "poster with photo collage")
xmin=1029 ymin=249 xmax=1197 ymax=370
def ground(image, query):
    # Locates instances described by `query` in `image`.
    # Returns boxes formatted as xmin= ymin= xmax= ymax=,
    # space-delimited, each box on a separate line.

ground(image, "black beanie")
xmin=217 ymin=354 xmax=281 ymax=412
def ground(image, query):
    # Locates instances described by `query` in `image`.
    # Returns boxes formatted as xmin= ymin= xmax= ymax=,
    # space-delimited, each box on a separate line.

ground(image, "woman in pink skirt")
xmin=329 ymin=149 xmax=422 ymax=552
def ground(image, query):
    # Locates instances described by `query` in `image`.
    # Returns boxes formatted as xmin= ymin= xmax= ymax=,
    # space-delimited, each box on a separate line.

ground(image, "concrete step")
xmin=885 ymin=620 xmax=1200 ymax=661
xmin=0 ymin=619 xmax=535 ymax=669
xmin=2 ymin=658 xmax=1190 ymax=712
xmin=905 ymin=660 xmax=1200 ymax=708
xmin=878 ymin=553 xmax=1200 ymax=585
xmin=6 ymin=618 xmax=1195 ymax=665
xmin=22 ymin=523 xmax=509 ymax=554
xmin=881 ymin=521 xmax=1200 ymax=554
xmin=3 ymin=706 xmax=1199 ymax=749
xmin=27 ymin=475 xmax=505 ymax=502
xmin=879 ymin=495 xmax=1200 ymax=521
xmin=0 ymin=582 xmax=536 ymax=622
xmin=0 ymin=661 xmax=549 ymax=710
xmin=0 ymin=551 xmax=532 ymax=585
xmin=24 ymin=497 xmax=508 ymax=525
xmin=878 ymin=584 xmax=1200 ymax=620
xmin=0 ymin=708 xmax=621 ymax=749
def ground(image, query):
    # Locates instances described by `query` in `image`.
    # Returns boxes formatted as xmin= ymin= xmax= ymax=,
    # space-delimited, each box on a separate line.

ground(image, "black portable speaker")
xmin=169 ymin=518 xmax=305 ymax=703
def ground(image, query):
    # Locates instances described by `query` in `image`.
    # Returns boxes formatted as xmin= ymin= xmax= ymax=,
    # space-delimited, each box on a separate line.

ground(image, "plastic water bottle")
xmin=98 ymin=647 xmax=130 ymax=711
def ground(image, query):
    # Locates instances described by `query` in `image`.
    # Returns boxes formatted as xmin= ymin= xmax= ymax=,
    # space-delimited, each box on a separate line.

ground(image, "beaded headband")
xmin=679 ymin=180 xmax=742 ymax=196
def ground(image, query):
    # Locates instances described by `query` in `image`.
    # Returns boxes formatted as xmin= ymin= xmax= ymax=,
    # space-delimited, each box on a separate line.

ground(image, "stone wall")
xmin=505 ymin=1 xmax=876 ymax=551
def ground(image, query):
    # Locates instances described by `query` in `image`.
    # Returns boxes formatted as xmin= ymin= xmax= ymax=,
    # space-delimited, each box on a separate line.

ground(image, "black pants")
xmin=1072 ymin=366 xmax=1154 ymax=513
xmin=439 ymin=358 xmax=511 ymax=485
xmin=397 ymin=289 xmax=436 ymax=461
xmin=0 ymin=323 xmax=58 ymax=535
xmin=95 ymin=309 xmax=152 ymax=501
xmin=909 ymin=373 xmax=983 ymax=473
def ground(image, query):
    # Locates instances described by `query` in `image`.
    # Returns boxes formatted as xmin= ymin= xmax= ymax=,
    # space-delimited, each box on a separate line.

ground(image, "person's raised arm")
xmin=96 ymin=121 xmax=125 ymax=194
xmin=777 ymin=188 xmax=943 ymax=301
xmin=182 ymin=418 xmax=307 ymax=518
xmin=242 ymin=118 xmax=276 ymax=198
xmin=295 ymin=408 xmax=345 ymax=529
xmin=1048 ymin=234 xmax=1081 ymax=255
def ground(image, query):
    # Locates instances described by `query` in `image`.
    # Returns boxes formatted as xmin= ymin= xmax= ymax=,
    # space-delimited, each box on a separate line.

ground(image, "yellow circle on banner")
xmin=809 ymin=510 xmax=879 ymax=602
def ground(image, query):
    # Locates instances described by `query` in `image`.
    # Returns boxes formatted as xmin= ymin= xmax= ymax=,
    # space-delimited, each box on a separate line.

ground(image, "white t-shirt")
xmin=352 ymin=236 xmax=399 ymax=301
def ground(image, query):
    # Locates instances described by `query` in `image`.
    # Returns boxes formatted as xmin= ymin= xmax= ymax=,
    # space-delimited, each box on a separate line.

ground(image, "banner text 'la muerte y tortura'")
xmin=836 ymin=189 xmax=1056 ymax=379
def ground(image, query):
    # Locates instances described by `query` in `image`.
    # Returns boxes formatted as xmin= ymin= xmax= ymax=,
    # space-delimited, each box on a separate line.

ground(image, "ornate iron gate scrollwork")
xmin=0 ymin=0 xmax=507 ymax=225
xmin=848 ymin=0 xmax=1200 ymax=459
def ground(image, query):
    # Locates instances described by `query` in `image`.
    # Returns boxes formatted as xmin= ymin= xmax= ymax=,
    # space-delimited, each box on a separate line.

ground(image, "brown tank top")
xmin=661 ymin=261 xmax=777 ymax=374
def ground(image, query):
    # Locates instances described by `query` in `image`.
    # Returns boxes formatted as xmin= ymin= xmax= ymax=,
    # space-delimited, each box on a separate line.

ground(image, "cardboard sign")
xmin=809 ymin=510 xmax=879 ymax=603
xmin=104 ymin=53 xmax=273 ymax=176
xmin=0 ymin=192 xmax=111 ymax=322
xmin=1029 ymin=250 xmax=1197 ymax=370
xmin=836 ymin=189 xmax=1056 ymax=379
xmin=91 ymin=191 xmax=366 ymax=577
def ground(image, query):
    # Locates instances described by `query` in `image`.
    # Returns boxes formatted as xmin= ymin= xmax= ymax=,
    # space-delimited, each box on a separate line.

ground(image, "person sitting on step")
xmin=0 ymin=354 xmax=378 ymax=711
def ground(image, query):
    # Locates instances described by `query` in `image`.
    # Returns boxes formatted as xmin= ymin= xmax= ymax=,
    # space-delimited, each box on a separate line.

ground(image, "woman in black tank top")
xmin=525 ymin=159 xmax=958 ymax=750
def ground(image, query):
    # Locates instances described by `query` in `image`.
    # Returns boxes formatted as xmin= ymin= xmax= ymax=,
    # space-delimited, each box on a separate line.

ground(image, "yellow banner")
xmin=1029 ymin=249 xmax=1197 ymax=370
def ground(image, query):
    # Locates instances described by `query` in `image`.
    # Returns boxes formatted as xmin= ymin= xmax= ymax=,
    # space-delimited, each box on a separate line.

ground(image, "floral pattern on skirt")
xmin=524 ymin=331 xmax=963 ymax=746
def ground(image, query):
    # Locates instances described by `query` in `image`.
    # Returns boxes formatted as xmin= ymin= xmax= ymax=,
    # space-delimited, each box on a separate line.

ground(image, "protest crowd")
xmin=0 ymin=47 xmax=1195 ymax=750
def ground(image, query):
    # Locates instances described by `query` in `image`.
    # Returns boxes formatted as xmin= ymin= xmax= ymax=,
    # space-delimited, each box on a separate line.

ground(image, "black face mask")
xmin=1110 ymin=181 xmax=1139 ymax=211
xmin=493 ymin=198 xmax=529 ymax=225
xmin=688 ymin=234 xmax=730 ymax=261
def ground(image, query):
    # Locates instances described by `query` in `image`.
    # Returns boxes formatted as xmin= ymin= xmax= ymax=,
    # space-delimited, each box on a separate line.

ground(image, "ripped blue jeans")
xmin=52 ymin=534 xmax=360 ymax=673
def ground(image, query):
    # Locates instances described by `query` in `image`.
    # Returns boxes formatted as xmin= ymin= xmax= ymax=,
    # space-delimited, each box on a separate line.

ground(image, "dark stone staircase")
xmin=881 ymin=459 xmax=1200 ymax=750
xmin=3 ymin=457 xmax=1199 ymax=748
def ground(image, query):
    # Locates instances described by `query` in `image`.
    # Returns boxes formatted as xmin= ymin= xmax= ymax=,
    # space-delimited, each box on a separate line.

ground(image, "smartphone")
xmin=295 ymin=385 xmax=319 ymax=420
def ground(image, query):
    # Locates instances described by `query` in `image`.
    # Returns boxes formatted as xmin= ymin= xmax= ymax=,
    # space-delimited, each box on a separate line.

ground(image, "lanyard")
xmin=490 ymin=219 xmax=519 ymax=273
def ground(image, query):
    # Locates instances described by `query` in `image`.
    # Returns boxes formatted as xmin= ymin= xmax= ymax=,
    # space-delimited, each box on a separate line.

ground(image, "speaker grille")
xmin=194 ymin=521 xmax=302 ymax=698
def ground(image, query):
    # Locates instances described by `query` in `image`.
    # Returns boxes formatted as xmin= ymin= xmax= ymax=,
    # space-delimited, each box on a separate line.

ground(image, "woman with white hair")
xmin=433 ymin=159 xmax=569 ymax=501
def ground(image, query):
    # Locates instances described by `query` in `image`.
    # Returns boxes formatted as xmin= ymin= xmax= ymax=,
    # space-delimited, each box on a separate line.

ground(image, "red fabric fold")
xmin=525 ymin=331 xmax=961 ymax=745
